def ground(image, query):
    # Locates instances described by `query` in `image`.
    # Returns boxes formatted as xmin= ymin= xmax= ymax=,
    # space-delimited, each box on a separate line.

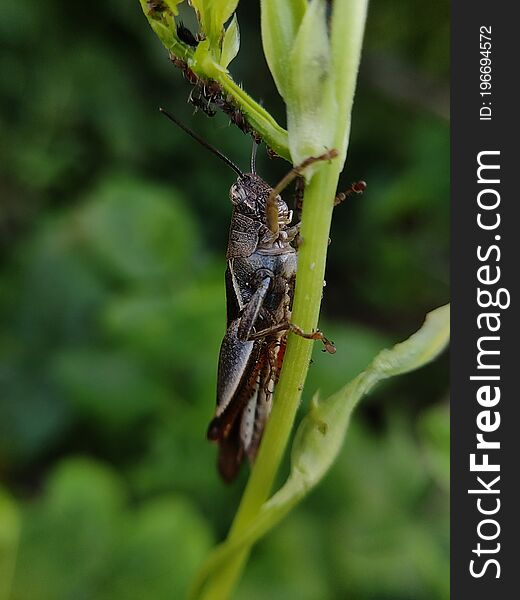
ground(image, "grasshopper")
xmin=207 ymin=152 xmax=340 ymax=481
xmin=160 ymin=109 xmax=363 ymax=481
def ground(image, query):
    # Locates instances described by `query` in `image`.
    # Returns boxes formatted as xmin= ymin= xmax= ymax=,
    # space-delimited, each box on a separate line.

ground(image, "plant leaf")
xmin=220 ymin=14 xmax=240 ymax=69
xmin=190 ymin=304 xmax=450 ymax=596
xmin=189 ymin=0 xmax=213 ymax=45
xmin=261 ymin=0 xmax=307 ymax=99
xmin=191 ymin=0 xmax=239 ymax=49
xmin=213 ymin=0 xmax=240 ymax=33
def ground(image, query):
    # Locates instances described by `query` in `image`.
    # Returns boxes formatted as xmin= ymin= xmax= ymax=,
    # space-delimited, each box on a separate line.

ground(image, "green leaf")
xmin=98 ymin=497 xmax=214 ymax=600
xmin=220 ymin=14 xmax=240 ymax=69
xmin=269 ymin=304 xmax=449 ymax=516
xmin=261 ymin=0 xmax=307 ymax=99
xmin=190 ymin=304 xmax=450 ymax=596
xmin=189 ymin=1 xmax=213 ymax=44
xmin=211 ymin=0 xmax=240 ymax=37
xmin=191 ymin=0 xmax=239 ymax=48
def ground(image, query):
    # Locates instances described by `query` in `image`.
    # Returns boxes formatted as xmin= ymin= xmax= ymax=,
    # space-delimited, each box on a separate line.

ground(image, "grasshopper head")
xmin=230 ymin=174 xmax=291 ymax=228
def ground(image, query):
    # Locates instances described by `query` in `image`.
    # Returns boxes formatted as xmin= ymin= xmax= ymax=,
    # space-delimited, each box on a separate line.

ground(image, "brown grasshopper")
xmin=160 ymin=109 xmax=364 ymax=481
xmin=207 ymin=153 xmax=340 ymax=481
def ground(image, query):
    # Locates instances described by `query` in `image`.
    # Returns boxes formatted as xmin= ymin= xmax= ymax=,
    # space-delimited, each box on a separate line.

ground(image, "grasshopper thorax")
xmin=230 ymin=173 xmax=291 ymax=229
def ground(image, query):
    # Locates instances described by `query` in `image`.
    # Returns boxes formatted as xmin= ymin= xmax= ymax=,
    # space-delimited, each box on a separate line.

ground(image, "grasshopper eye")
xmin=230 ymin=182 xmax=246 ymax=205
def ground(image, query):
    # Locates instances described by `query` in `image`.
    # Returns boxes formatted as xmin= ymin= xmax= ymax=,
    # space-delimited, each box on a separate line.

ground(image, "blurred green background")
xmin=0 ymin=1 xmax=449 ymax=599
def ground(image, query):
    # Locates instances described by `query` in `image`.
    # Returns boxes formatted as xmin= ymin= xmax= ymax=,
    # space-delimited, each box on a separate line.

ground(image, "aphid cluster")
xmin=167 ymin=22 xmax=263 ymax=144
xmin=169 ymin=52 xmax=259 ymax=140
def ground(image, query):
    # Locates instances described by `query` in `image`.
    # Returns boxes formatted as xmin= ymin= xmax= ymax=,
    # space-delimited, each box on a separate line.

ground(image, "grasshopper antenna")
xmin=250 ymin=141 xmax=259 ymax=174
xmin=159 ymin=108 xmax=243 ymax=177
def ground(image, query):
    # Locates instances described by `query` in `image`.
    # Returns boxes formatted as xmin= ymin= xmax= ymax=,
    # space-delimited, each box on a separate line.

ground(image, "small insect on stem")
xmin=334 ymin=180 xmax=366 ymax=205
xmin=160 ymin=108 xmax=339 ymax=481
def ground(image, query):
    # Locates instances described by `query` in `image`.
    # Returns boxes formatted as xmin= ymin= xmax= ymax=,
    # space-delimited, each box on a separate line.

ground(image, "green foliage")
xmin=77 ymin=175 xmax=198 ymax=284
xmin=9 ymin=458 xmax=213 ymax=600
xmin=0 ymin=0 xmax=449 ymax=598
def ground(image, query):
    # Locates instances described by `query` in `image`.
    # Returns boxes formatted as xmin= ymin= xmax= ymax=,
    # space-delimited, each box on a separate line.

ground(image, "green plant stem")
xmin=198 ymin=162 xmax=341 ymax=599
xmin=199 ymin=61 xmax=290 ymax=160
xmin=189 ymin=1 xmax=368 ymax=596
